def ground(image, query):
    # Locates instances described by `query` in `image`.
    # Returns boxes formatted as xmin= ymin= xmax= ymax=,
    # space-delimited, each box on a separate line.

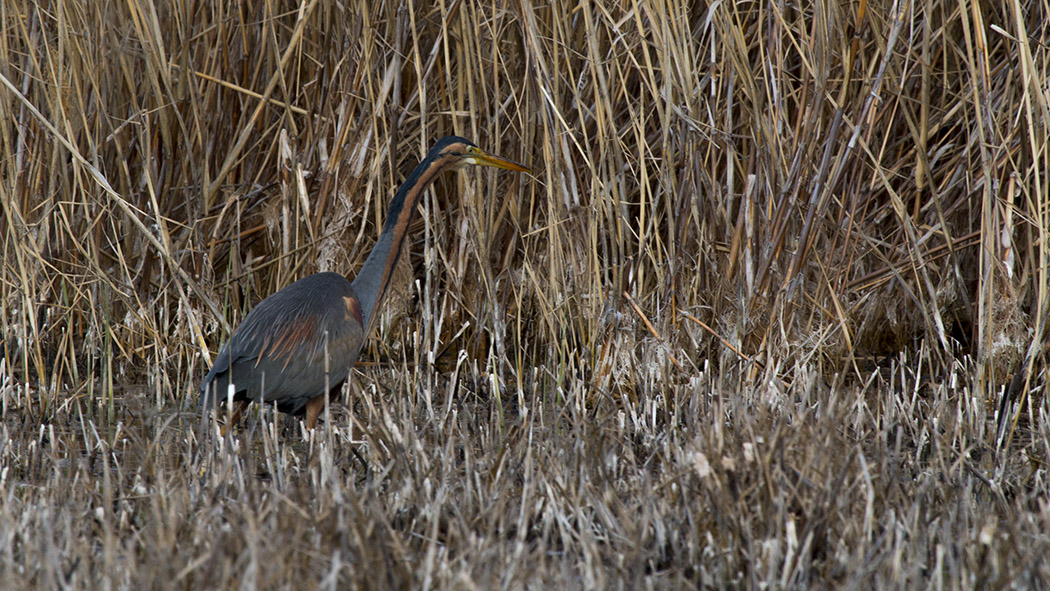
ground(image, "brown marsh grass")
xmin=2 ymin=0 xmax=1049 ymax=588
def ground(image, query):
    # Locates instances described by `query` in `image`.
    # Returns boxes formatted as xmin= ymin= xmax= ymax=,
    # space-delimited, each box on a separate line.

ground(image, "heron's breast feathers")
xmin=343 ymin=296 xmax=363 ymax=326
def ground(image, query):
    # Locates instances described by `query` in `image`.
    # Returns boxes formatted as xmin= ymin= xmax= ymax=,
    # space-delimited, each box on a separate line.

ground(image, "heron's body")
xmin=200 ymin=272 xmax=364 ymax=417
xmin=199 ymin=136 xmax=528 ymax=433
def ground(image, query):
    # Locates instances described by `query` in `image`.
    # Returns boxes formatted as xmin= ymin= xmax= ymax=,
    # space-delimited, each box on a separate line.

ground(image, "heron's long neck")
xmin=351 ymin=155 xmax=449 ymax=332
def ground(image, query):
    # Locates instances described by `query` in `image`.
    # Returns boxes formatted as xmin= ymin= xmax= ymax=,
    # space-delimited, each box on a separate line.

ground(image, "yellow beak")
xmin=472 ymin=151 xmax=531 ymax=173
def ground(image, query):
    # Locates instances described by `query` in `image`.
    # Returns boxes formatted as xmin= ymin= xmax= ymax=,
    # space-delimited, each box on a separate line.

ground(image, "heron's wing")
xmin=199 ymin=273 xmax=366 ymax=412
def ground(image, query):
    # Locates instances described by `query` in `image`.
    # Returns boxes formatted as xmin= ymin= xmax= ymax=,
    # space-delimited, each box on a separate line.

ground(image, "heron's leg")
xmin=219 ymin=399 xmax=250 ymax=436
xmin=304 ymin=394 xmax=325 ymax=430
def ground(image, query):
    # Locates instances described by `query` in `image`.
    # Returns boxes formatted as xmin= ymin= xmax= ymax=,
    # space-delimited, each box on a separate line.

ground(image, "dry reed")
xmin=1 ymin=0 xmax=1048 ymax=588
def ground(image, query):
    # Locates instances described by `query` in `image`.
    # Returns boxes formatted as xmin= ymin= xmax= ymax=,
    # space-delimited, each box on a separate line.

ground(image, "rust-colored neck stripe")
xmin=351 ymin=151 xmax=456 ymax=332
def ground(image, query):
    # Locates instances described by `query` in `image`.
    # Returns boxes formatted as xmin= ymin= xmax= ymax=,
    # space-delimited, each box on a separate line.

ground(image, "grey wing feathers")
xmin=199 ymin=272 xmax=366 ymax=415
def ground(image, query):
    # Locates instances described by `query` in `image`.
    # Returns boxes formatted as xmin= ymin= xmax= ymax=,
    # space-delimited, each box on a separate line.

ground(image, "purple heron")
xmin=199 ymin=136 xmax=529 ymax=434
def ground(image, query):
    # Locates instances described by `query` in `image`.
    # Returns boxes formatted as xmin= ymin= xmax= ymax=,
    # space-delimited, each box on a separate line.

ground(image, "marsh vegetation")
xmin=2 ymin=1 xmax=1048 ymax=588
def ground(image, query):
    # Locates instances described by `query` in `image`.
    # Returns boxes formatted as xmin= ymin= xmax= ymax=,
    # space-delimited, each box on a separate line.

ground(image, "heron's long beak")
xmin=472 ymin=151 xmax=531 ymax=173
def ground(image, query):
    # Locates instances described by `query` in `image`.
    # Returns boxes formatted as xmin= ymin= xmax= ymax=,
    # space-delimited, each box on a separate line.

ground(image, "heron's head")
xmin=429 ymin=136 xmax=530 ymax=173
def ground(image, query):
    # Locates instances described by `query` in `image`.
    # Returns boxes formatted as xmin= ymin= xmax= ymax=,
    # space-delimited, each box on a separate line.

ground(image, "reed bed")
xmin=2 ymin=0 xmax=1048 ymax=588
